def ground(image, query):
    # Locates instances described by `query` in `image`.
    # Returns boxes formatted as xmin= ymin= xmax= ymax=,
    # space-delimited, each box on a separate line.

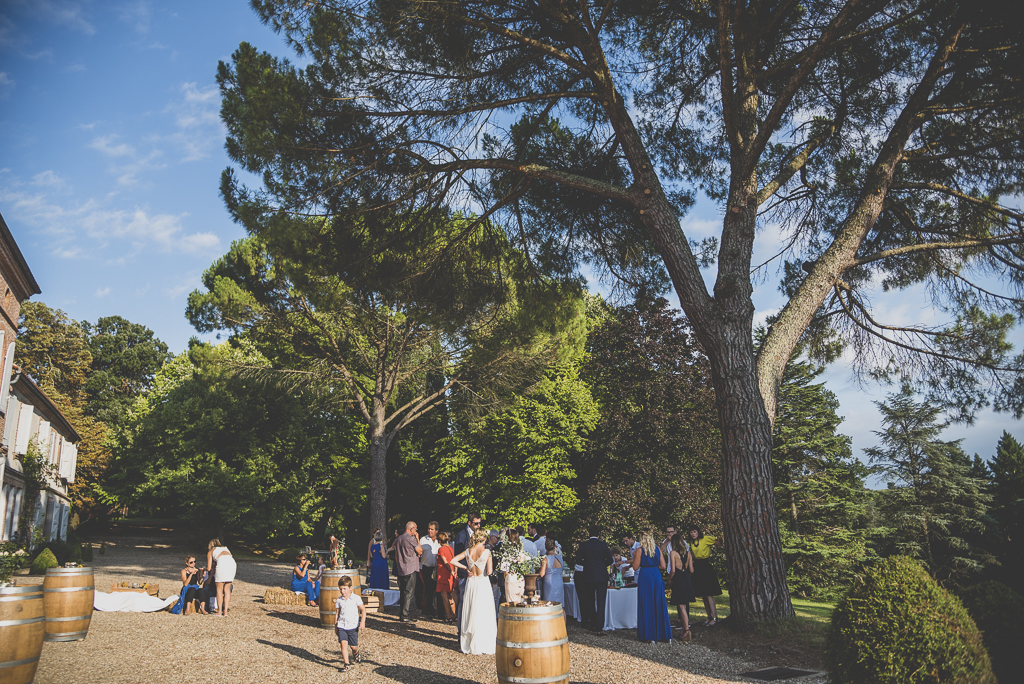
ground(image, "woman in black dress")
xmin=668 ymin=535 xmax=695 ymax=640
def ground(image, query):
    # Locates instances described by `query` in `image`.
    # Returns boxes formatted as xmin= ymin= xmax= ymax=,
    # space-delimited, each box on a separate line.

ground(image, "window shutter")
xmin=0 ymin=340 xmax=13 ymax=416
xmin=67 ymin=443 xmax=79 ymax=483
xmin=2 ymin=396 xmax=19 ymax=447
xmin=14 ymin=404 xmax=35 ymax=455
xmin=59 ymin=504 xmax=69 ymax=541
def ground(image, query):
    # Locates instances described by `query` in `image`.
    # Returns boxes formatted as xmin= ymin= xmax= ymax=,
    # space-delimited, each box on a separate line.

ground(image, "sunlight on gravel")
xmin=30 ymin=541 xmax=827 ymax=684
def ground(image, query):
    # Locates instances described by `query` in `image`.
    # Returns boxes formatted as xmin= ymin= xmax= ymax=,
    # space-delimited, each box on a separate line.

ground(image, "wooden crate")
xmin=110 ymin=583 xmax=159 ymax=596
xmin=361 ymin=590 xmax=382 ymax=614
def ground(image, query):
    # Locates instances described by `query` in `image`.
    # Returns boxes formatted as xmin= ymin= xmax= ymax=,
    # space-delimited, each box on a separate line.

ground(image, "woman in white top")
xmin=206 ymin=538 xmax=236 ymax=617
xmin=449 ymin=530 xmax=497 ymax=655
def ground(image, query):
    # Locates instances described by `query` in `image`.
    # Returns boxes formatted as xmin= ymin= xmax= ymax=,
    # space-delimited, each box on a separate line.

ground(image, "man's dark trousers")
xmin=398 ymin=572 xmax=418 ymax=621
xmin=576 ymin=580 xmax=607 ymax=631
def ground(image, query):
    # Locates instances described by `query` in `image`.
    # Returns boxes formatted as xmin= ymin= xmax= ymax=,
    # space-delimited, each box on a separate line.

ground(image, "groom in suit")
xmin=453 ymin=511 xmax=482 ymax=637
xmin=576 ymin=524 xmax=613 ymax=634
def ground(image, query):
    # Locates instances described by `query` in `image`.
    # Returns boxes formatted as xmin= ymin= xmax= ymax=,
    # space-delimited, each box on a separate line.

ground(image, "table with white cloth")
xmin=561 ymin=581 xmax=637 ymax=630
xmin=361 ymin=587 xmax=400 ymax=606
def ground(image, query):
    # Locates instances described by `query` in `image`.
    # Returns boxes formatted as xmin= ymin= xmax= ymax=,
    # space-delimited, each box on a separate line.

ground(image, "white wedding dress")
xmin=460 ymin=549 xmax=497 ymax=655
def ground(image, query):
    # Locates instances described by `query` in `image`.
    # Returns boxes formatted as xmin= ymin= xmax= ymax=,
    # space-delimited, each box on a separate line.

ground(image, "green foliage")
xmin=578 ymin=297 xmax=721 ymax=541
xmin=39 ymin=541 xmax=70 ymax=565
xmin=866 ymin=387 xmax=995 ymax=586
xmin=16 ymin=301 xmax=92 ymax=402
xmin=104 ymin=340 xmax=367 ymax=539
xmin=68 ymin=544 xmax=82 ymax=564
xmin=81 ymin=543 xmax=94 ymax=563
xmin=81 ymin=315 xmax=172 ymax=427
xmin=958 ymin=580 xmax=1024 ymax=684
xmin=989 ymin=432 xmax=1024 ymax=591
xmin=826 ymin=556 xmax=995 ymax=684
xmin=772 ymin=350 xmax=870 ymax=600
xmin=17 ymin=440 xmax=59 ymax=543
xmin=433 ymin=363 xmax=598 ymax=528
xmin=30 ymin=548 xmax=59 ymax=575
xmin=0 ymin=542 xmax=28 ymax=584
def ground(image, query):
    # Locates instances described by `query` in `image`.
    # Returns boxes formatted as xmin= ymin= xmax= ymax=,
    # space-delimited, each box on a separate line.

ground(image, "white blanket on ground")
xmin=94 ymin=590 xmax=178 ymax=612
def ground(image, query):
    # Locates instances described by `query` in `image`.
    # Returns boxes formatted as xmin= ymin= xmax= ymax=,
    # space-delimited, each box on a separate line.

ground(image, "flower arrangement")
xmin=493 ymin=530 xmax=536 ymax=578
xmin=1 ymin=542 xmax=29 ymax=585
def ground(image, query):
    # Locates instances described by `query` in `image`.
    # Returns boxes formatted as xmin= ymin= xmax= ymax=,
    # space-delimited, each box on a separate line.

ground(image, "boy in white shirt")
xmin=334 ymin=575 xmax=366 ymax=671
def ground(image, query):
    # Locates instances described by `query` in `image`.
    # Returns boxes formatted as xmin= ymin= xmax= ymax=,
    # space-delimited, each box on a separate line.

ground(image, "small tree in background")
xmin=866 ymin=387 xmax=994 ymax=586
xmin=989 ymin=431 xmax=1024 ymax=591
xmin=772 ymin=350 xmax=869 ymax=600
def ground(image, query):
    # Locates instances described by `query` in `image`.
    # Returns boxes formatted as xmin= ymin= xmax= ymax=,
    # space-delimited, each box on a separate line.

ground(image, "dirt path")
xmin=28 ymin=540 xmax=826 ymax=684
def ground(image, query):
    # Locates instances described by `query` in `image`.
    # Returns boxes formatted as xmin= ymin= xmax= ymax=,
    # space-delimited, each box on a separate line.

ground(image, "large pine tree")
xmin=990 ymin=431 xmax=1024 ymax=590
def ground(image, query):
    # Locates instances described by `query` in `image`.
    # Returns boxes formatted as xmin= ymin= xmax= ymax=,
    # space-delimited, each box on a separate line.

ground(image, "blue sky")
xmin=0 ymin=0 xmax=1019 ymax=467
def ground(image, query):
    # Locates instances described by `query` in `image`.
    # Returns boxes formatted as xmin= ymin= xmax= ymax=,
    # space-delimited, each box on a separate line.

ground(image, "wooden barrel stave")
xmin=0 ymin=584 xmax=46 ymax=684
xmin=496 ymin=602 xmax=570 ymax=684
xmin=43 ymin=567 xmax=94 ymax=642
xmin=317 ymin=569 xmax=360 ymax=628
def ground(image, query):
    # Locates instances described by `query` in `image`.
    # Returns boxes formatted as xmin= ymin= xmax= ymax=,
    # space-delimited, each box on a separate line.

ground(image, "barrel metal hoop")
xmin=44 ymin=631 xmax=88 ymax=640
xmin=0 ymin=656 xmax=41 ymax=669
xmin=45 ymin=615 xmax=92 ymax=622
xmin=500 ymin=614 xmax=563 ymax=621
xmin=0 ymin=616 xmax=45 ymax=627
xmin=0 ymin=593 xmax=44 ymax=602
xmin=496 ymin=675 xmax=568 ymax=684
xmin=500 ymin=606 xmax=562 ymax=615
xmin=43 ymin=585 xmax=95 ymax=593
xmin=46 ymin=568 xmax=93 ymax=575
xmin=496 ymin=637 xmax=568 ymax=649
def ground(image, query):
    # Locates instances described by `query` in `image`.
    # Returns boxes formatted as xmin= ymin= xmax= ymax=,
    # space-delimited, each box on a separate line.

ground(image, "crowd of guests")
xmin=360 ymin=513 xmax=721 ymax=652
xmin=171 ymin=538 xmax=237 ymax=616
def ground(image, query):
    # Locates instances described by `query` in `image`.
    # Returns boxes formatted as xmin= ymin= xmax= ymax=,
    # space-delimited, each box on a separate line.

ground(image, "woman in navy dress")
xmin=368 ymin=530 xmax=390 ymax=589
xmin=631 ymin=528 xmax=673 ymax=643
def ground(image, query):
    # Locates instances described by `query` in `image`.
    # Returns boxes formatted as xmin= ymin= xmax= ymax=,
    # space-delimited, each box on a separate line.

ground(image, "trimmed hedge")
xmin=68 ymin=543 xmax=83 ymax=563
xmin=959 ymin=580 xmax=1024 ymax=684
xmin=826 ymin=556 xmax=995 ymax=684
xmin=30 ymin=548 xmax=59 ymax=575
xmin=82 ymin=543 xmax=94 ymax=562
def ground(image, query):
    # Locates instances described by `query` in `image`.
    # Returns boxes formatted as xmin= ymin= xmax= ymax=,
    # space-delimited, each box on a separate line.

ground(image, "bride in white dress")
xmin=450 ymin=530 xmax=497 ymax=655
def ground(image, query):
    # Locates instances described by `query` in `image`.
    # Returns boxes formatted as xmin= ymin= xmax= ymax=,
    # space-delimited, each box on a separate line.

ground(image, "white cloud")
xmin=112 ymin=149 xmax=165 ymax=186
xmin=36 ymin=0 xmax=95 ymax=35
xmin=94 ymin=287 xmax=111 ymax=297
xmin=0 ymin=174 xmax=222 ymax=258
xmin=89 ymin=134 xmax=135 ymax=158
xmin=162 ymin=82 xmax=224 ymax=162
xmin=31 ymin=170 xmax=66 ymax=190
xmin=118 ymin=1 xmax=151 ymax=34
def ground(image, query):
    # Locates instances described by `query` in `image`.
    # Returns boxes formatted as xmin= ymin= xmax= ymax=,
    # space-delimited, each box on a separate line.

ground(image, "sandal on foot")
xmin=706 ymin=618 xmax=717 ymax=626
xmin=682 ymin=629 xmax=692 ymax=642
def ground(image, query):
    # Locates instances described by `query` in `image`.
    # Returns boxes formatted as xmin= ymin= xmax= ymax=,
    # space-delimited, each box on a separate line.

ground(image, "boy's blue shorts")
xmin=336 ymin=627 xmax=359 ymax=646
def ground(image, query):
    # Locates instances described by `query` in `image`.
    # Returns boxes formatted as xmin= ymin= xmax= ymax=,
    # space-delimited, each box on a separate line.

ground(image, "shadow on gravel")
xmin=256 ymin=639 xmax=343 ymax=671
xmin=372 ymin=664 xmax=479 ymax=683
xmin=367 ymin=615 xmax=458 ymax=651
xmin=265 ymin=610 xmax=322 ymax=628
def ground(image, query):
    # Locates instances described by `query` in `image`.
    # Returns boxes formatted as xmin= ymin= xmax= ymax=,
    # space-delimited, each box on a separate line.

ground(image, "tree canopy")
xmin=187 ymin=213 xmax=585 ymax=535
xmin=81 ymin=316 xmax=172 ymax=427
xmin=220 ymin=0 xmax=1024 ymax=623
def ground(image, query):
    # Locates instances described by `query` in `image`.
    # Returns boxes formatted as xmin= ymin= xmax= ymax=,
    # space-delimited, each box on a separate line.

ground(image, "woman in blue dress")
xmin=538 ymin=538 xmax=564 ymax=606
xmin=368 ymin=530 xmax=391 ymax=589
xmin=631 ymin=528 xmax=673 ymax=643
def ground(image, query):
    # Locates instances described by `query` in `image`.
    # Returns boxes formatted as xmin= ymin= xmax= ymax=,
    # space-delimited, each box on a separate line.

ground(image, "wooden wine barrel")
xmin=496 ymin=602 xmax=570 ymax=684
xmin=43 ymin=567 xmax=94 ymax=642
xmin=0 ymin=584 xmax=45 ymax=684
xmin=318 ymin=569 xmax=344 ymax=628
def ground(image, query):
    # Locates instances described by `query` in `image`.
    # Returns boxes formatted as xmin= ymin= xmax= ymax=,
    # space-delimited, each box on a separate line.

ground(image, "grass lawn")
xmin=683 ymin=590 xmax=834 ymax=623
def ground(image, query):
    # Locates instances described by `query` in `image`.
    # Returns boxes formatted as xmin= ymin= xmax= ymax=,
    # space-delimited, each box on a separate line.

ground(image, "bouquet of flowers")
xmin=493 ymin=530 xmax=536 ymax=578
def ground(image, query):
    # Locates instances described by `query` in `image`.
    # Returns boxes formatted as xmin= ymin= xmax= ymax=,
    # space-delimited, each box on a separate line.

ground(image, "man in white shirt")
xmin=419 ymin=521 xmax=441 ymax=619
xmin=532 ymin=523 xmax=548 ymax=556
xmin=660 ymin=525 xmax=677 ymax=573
xmin=622 ymin=533 xmax=641 ymax=556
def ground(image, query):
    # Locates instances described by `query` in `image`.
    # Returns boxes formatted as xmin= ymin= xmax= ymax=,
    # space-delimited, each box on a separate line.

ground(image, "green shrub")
xmin=39 ymin=541 xmax=69 ymax=565
xmin=30 ymin=548 xmax=59 ymax=575
xmin=68 ymin=543 xmax=83 ymax=563
xmin=958 ymin=581 xmax=1024 ymax=684
xmin=826 ymin=556 xmax=994 ymax=684
xmin=82 ymin=543 xmax=94 ymax=562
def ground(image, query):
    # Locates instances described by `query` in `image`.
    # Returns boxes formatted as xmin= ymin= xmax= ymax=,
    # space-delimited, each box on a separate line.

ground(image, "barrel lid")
xmin=499 ymin=602 xmax=564 ymax=616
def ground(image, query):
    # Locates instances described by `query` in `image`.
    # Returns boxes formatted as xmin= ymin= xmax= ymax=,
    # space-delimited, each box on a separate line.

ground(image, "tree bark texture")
xmin=367 ymin=429 xmax=395 ymax=539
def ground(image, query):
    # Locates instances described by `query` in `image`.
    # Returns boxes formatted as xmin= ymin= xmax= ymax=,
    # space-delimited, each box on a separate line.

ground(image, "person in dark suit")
xmin=576 ymin=524 xmax=613 ymax=634
xmin=453 ymin=511 xmax=482 ymax=637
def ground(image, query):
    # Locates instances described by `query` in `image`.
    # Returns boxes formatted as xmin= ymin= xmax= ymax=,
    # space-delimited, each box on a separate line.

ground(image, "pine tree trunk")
xmin=368 ymin=430 xmax=393 ymax=538
xmin=708 ymin=330 xmax=796 ymax=628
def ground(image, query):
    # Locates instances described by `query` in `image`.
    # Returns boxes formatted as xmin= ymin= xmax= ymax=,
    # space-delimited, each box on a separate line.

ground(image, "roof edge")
xmin=0 ymin=211 xmax=42 ymax=298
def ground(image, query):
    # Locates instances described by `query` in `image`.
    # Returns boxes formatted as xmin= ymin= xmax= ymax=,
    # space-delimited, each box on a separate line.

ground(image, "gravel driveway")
xmin=28 ymin=540 xmax=823 ymax=684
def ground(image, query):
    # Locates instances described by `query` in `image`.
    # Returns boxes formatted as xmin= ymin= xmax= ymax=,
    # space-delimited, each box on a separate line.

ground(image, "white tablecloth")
xmin=361 ymin=587 xmax=400 ymax=606
xmin=561 ymin=581 xmax=637 ymax=630
xmin=94 ymin=590 xmax=178 ymax=612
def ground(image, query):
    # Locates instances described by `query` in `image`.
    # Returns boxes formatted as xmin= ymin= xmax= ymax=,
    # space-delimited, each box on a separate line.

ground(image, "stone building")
xmin=0 ymin=212 xmax=80 ymax=543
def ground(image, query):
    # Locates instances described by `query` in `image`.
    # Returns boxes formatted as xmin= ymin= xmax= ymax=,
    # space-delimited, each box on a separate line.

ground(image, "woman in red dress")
xmin=435 ymin=531 xmax=457 ymax=623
